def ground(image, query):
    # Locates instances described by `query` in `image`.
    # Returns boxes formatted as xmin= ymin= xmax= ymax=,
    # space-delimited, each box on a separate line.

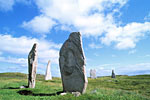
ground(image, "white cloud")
xmin=117 ymin=63 xmax=150 ymax=75
xmin=22 ymin=15 xmax=56 ymax=34
xmin=0 ymin=34 xmax=62 ymax=64
xmin=138 ymin=54 xmax=150 ymax=58
xmin=89 ymin=43 xmax=102 ymax=49
xmin=0 ymin=56 xmax=27 ymax=66
xmin=88 ymin=63 xmax=150 ymax=76
xmin=145 ymin=54 xmax=150 ymax=57
xmin=101 ymin=22 xmax=150 ymax=49
xmin=0 ymin=34 xmax=62 ymax=76
xmin=93 ymin=53 xmax=99 ymax=57
xmin=22 ymin=0 xmax=127 ymax=35
xmin=0 ymin=0 xmax=14 ymax=11
xmin=0 ymin=0 xmax=32 ymax=12
xmin=22 ymin=0 xmax=150 ymax=50
xmin=128 ymin=49 xmax=136 ymax=54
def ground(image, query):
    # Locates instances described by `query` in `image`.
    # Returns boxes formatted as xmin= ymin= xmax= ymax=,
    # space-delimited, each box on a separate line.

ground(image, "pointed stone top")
xmin=34 ymin=43 xmax=37 ymax=45
xmin=112 ymin=69 xmax=114 ymax=72
xmin=33 ymin=43 xmax=37 ymax=47
xmin=48 ymin=60 xmax=51 ymax=63
xmin=31 ymin=43 xmax=37 ymax=50
xmin=68 ymin=32 xmax=81 ymax=45
xmin=69 ymin=32 xmax=81 ymax=38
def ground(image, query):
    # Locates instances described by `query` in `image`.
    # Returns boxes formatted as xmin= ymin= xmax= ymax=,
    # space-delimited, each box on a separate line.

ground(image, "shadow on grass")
xmin=1 ymin=85 xmax=28 ymax=89
xmin=1 ymin=87 xmax=20 ymax=89
xmin=17 ymin=90 xmax=63 ymax=96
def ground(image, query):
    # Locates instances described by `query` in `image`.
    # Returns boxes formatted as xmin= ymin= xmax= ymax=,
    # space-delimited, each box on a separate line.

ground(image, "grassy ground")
xmin=0 ymin=73 xmax=150 ymax=100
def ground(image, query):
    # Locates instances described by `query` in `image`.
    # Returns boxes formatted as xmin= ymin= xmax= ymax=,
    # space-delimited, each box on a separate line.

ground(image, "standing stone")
xmin=111 ymin=70 xmax=116 ymax=78
xmin=28 ymin=43 xmax=38 ymax=88
xmin=90 ymin=69 xmax=96 ymax=79
xmin=59 ymin=32 xmax=88 ymax=94
xmin=45 ymin=60 xmax=52 ymax=80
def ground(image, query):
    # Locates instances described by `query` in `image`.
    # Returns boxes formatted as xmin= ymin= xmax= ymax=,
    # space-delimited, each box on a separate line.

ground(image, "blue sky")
xmin=0 ymin=0 xmax=150 ymax=77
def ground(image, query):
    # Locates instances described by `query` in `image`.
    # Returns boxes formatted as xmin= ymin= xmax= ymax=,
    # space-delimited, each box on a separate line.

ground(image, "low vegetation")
xmin=0 ymin=73 xmax=150 ymax=100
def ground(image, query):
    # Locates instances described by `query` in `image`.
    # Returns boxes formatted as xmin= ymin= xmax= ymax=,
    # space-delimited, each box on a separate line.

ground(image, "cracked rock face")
xmin=28 ymin=43 xmax=38 ymax=88
xmin=45 ymin=60 xmax=52 ymax=80
xmin=59 ymin=32 xmax=88 ymax=94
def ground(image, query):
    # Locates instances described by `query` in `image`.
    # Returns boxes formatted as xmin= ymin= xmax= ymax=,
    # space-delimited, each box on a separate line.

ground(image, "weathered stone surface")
xmin=90 ymin=69 xmax=96 ymax=79
xmin=28 ymin=43 xmax=38 ymax=88
xmin=45 ymin=60 xmax=52 ymax=80
xmin=111 ymin=70 xmax=116 ymax=78
xmin=59 ymin=32 xmax=88 ymax=94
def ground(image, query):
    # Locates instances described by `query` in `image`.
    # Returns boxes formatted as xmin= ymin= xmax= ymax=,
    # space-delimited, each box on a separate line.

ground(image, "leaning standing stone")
xmin=28 ymin=43 xmax=38 ymax=88
xmin=45 ymin=60 xmax=52 ymax=80
xmin=111 ymin=70 xmax=116 ymax=78
xmin=59 ymin=32 xmax=88 ymax=94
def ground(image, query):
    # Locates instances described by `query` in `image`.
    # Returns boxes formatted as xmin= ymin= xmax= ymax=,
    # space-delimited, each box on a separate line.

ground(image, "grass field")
xmin=0 ymin=73 xmax=150 ymax=100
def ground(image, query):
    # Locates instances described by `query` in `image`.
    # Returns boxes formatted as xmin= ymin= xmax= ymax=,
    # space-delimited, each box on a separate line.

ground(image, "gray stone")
xmin=45 ymin=60 xmax=52 ymax=80
xmin=20 ymin=85 xmax=27 ymax=89
xmin=59 ymin=32 xmax=88 ymax=94
xmin=90 ymin=69 xmax=96 ymax=79
xmin=28 ymin=43 xmax=38 ymax=88
xmin=72 ymin=92 xmax=81 ymax=97
xmin=111 ymin=70 xmax=116 ymax=78
xmin=60 ymin=92 xmax=67 ymax=96
xmin=90 ymin=89 xmax=97 ymax=94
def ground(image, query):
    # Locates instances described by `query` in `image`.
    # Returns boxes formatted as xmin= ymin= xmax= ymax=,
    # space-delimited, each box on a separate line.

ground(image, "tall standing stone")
xmin=28 ymin=43 xmax=38 ymax=88
xmin=59 ymin=32 xmax=88 ymax=94
xmin=45 ymin=60 xmax=52 ymax=80
xmin=111 ymin=70 xmax=116 ymax=78
xmin=90 ymin=69 xmax=96 ymax=79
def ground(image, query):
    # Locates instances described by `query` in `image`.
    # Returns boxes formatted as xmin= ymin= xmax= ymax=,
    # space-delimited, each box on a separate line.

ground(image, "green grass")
xmin=0 ymin=73 xmax=150 ymax=100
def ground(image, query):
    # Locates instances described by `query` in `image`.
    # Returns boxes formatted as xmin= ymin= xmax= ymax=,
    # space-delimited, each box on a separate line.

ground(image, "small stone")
xmin=60 ymin=92 xmax=67 ymax=96
xmin=107 ymin=80 xmax=112 ymax=82
xmin=72 ymin=92 xmax=81 ymax=97
xmin=91 ymin=89 xmax=97 ymax=94
xmin=20 ymin=86 xmax=27 ymax=89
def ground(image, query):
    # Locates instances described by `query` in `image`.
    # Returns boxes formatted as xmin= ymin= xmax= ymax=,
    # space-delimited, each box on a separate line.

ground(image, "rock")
xmin=60 ymin=92 xmax=67 ymax=96
xmin=90 ymin=69 xmax=97 ymax=79
xmin=20 ymin=85 xmax=27 ymax=89
xmin=111 ymin=70 xmax=116 ymax=78
xmin=28 ymin=43 xmax=38 ymax=88
xmin=72 ymin=92 xmax=81 ymax=97
xmin=90 ymin=89 xmax=97 ymax=94
xmin=45 ymin=60 xmax=52 ymax=80
xmin=59 ymin=32 xmax=88 ymax=94
xmin=107 ymin=80 xmax=112 ymax=82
